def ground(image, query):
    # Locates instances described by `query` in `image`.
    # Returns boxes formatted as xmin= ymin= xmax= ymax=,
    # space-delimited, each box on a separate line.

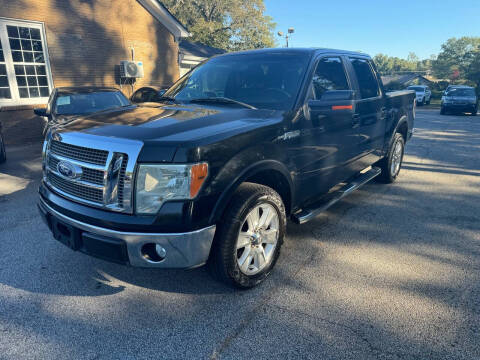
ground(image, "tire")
xmin=208 ymin=182 xmax=286 ymax=288
xmin=0 ymin=132 xmax=6 ymax=164
xmin=377 ymin=133 xmax=405 ymax=183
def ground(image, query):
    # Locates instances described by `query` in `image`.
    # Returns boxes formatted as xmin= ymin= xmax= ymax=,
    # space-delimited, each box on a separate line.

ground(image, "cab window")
xmin=312 ymin=57 xmax=350 ymax=100
xmin=349 ymin=58 xmax=380 ymax=99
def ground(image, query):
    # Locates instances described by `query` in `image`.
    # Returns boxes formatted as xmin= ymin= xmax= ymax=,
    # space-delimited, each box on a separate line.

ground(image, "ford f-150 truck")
xmin=38 ymin=48 xmax=415 ymax=288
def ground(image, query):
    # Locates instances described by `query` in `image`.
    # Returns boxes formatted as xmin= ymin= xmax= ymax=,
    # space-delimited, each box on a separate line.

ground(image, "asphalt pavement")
xmin=0 ymin=109 xmax=479 ymax=359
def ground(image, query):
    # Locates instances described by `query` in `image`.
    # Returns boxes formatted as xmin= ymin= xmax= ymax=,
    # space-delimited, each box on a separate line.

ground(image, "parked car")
xmin=38 ymin=48 xmax=415 ymax=288
xmin=130 ymin=86 xmax=167 ymax=104
xmin=407 ymin=85 xmax=431 ymax=105
xmin=0 ymin=120 xmax=6 ymax=163
xmin=34 ymin=87 xmax=132 ymax=135
xmin=441 ymin=86 xmax=478 ymax=115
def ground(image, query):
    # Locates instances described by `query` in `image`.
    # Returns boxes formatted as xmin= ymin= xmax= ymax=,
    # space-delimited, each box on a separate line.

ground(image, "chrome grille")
xmin=117 ymin=155 xmax=128 ymax=206
xmin=43 ymin=134 xmax=142 ymax=213
xmin=48 ymin=172 xmax=103 ymax=203
xmin=48 ymin=156 xmax=105 ymax=186
xmin=50 ymin=140 xmax=108 ymax=165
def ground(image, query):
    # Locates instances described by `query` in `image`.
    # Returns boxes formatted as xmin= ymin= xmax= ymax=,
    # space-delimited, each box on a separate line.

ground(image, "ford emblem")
xmin=57 ymin=160 xmax=82 ymax=179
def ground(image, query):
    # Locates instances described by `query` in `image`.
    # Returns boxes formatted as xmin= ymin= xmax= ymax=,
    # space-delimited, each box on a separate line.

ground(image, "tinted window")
xmin=312 ymin=57 xmax=349 ymax=99
xmin=54 ymin=91 xmax=129 ymax=115
xmin=164 ymin=53 xmax=310 ymax=110
xmin=408 ymin=86 xmax=425 ymax=92
xmin=350 ymin=58 xmax=380 ymax=99
xmin=446 ymin=88 xmax=476 ymax=97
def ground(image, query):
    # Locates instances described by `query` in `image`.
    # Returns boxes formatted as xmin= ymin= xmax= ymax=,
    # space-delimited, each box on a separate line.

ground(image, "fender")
xmin=384 ymin=114 xmax=408 ymax=154
xmin=209 ymin=159 xmax=294 ymax=224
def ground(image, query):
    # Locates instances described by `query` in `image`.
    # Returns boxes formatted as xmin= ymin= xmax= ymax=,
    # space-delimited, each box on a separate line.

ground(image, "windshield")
xmin=446 ymin=88 xmax=476 ymax=97
xmin=54 ymin=91 xmax=130 ymax=115
xmin=164 ymin=53 xmax=310 ymax=110
xmin=408 ymin=86 xmax=425 ymax=92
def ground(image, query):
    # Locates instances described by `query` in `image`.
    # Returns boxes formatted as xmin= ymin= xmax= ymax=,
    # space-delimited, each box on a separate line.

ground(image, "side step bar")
xmin=292 ymin=167 xmax=381 ymax=225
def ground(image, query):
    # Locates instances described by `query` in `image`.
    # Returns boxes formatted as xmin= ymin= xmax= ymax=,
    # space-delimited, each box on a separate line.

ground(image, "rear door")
xmin=346 ymin=57 xmax=386 ymax=170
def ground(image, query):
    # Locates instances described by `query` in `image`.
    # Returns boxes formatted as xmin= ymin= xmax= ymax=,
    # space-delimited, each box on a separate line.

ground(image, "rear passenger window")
xmin=312 ymin=57 xmax=349 ymax=100
xmin=349 ymin=58 xmax=380 ymax=99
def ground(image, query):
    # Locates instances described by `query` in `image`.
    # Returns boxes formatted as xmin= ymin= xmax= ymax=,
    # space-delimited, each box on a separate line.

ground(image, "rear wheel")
xmin=208 ymin=183 xmax=286 ymax=288
xmin=0 ymin=132 xmax=6 ymax=164
xmin=377 ymin=133 xmax=405 ymax=183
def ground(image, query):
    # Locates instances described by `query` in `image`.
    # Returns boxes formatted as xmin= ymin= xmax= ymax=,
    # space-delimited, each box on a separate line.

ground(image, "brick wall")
xmin=0 ymin=0 xmax=180 ymax=98
xmin=0 ymin=0 xmax=181 ymax=145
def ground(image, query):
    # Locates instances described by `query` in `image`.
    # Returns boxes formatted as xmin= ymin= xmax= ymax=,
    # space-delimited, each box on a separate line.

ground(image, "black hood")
xmin=53 ymin=104 xmax=284 ymax=162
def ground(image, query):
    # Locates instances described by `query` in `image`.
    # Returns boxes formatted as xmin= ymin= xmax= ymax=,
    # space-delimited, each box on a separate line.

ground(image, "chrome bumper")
xmin=38 ymin=197 xmax=216 ymax=269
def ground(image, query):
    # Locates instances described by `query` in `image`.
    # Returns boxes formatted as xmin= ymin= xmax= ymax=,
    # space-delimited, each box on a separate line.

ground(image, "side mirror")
xmin=34 ymin=107 xmax=49 ymax=118
xmin=319 ymin=90 xmax=355 ymax=101
xmin=158 ymin=89 xmax=167 ymax=97
xmin=307 ymin=90 xmax=355 ymax=122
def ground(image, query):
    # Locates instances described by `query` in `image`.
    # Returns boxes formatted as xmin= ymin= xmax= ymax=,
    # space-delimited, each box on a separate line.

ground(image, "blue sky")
xmin=264 ymin=0 xmax=480 ymax=59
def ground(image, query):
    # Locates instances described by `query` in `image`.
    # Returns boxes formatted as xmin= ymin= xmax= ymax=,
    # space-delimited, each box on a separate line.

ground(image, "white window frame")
xmin=0 ymin=17 xmax=54 ymax=106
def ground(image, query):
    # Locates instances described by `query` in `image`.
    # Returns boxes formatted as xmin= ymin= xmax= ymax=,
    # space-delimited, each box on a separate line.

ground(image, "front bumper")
xmin=38 ymin=196 xmax=216 ymax=269
xmin=442 ymin=103 xmax=477 ymax=112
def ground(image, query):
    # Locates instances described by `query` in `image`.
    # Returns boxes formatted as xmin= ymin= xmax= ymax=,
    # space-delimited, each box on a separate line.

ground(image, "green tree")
xmin=432 ymin=37 xmax=480 ymax=80
xmin=465 ymin=50 xmax=480 ymax=93
xmin=162 ymin=0 xmax=275 ymax=51
xmin=373 ymin=53 xmax=424 ymax=75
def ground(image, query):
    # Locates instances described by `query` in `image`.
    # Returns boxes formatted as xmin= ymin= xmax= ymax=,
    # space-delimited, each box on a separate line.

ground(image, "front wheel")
xmin=208 ymin=183 xmax=286 ymax=288
xmin=377 ymin=133 xmax=405 ymax=183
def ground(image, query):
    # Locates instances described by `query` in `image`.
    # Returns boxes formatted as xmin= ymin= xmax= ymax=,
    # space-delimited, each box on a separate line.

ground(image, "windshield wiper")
xmin=189 ymin=97 xmax=257 ymax=109
xmin=156 ymin=96 xmax=178 ymax=103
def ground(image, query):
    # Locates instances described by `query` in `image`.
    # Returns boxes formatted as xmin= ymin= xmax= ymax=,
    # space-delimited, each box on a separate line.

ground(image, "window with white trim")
xmin=0 ymin=18 xmax=53 ymax=106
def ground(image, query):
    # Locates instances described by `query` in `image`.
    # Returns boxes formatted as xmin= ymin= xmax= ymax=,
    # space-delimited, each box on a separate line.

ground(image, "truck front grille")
xmin=48 ymin=172 xmax=104 ymax=203
xmin=50 ymin=140 xmax=108 ymax=165
xmin=44 ymin=137 xmax=138 ymax=213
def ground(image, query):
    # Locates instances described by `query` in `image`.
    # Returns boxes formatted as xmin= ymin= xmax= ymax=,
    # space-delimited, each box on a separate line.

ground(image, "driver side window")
xmin=312 ymin=57 xmax=350 ymax=100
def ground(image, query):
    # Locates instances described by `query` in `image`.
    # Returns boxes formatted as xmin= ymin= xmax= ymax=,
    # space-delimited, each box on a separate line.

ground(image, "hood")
xmin=52 ymin=104 xmax=283 ymax=162
xmin=445 ymin=96 xmax=477 ymax=101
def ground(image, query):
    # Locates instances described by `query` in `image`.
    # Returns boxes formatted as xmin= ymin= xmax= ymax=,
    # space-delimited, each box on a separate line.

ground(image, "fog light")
xmin=155 ymin=244 xmax=166 ymax=258
xmin=141 ymin=243 xmax=166 ymax=262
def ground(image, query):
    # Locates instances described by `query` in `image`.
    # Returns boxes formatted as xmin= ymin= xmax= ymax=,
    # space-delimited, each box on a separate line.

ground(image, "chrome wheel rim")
xmin=236 ymin=203 xmax=279 ymax=276
xmin=390 ymin=140 xmax=403 ymax=177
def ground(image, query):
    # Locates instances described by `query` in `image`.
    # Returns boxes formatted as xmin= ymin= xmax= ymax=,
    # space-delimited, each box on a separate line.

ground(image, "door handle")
xmin=352 ymin=113 xmax=360 ymax=128
xmin=380 ymin=107 xmax=388 ymax=118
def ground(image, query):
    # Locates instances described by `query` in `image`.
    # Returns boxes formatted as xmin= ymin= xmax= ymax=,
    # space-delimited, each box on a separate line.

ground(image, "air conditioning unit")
xmin=120 ymin=60 xmax=144 ymax=78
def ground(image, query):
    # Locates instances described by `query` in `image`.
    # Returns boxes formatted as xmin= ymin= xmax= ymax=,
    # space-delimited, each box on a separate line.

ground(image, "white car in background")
xmin=408 ymin=85 xmax=431 ymax=105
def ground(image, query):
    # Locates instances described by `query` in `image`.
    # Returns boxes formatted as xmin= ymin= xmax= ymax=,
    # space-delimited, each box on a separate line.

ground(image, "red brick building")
xmin=0 ymin=0 xmax=189 ymax=110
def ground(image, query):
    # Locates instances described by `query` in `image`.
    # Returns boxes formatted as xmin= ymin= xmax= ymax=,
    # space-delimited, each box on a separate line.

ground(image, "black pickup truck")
xmin=38 ymin=48 xmax=415 ymax=288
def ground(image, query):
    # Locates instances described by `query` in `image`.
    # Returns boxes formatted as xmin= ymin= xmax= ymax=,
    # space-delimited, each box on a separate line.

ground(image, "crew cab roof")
xmin=55 ymin=86 xmax=121 ymax=94
xmin=217 ymin=47 xmax=371 ymax=59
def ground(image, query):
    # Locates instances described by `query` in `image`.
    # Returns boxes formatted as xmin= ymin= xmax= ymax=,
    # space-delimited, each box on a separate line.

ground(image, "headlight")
xmin=135 ymin=163 xmax=208 ymax=214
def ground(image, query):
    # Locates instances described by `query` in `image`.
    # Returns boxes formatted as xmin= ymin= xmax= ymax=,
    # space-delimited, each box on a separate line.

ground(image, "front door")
xmin=290 ymin=56 xmax=361 ymax=205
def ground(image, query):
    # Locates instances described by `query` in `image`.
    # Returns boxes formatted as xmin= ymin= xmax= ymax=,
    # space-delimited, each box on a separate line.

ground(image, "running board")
xmin=292 ymin=167 xmax=381 ymax=225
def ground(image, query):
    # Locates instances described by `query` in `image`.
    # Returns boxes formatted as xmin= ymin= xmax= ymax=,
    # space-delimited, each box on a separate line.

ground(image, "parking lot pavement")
xmin=0 ymin=109 xmax=479 ymax=360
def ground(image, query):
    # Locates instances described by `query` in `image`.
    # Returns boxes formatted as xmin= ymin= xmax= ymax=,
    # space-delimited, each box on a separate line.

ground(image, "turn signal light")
xmin=190 ymin=163 xmax=208 ymax=198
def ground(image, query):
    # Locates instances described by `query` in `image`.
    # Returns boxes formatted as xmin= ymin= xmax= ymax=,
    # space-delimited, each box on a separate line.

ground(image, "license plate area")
xmin=51 ymin=217 xmax=81 ymax=250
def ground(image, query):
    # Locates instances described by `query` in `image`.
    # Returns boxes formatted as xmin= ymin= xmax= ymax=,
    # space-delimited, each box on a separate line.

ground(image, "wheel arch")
xmin=209 ymin=160 xmax=294 ymax=224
